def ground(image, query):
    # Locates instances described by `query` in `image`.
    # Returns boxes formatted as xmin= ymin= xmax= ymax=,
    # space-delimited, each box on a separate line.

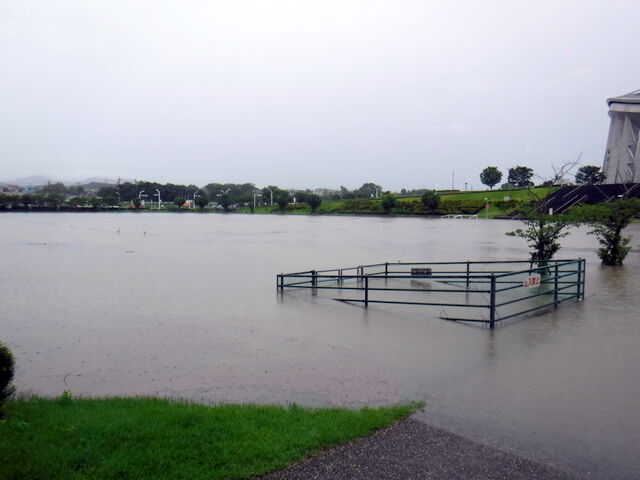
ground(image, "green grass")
xmin=0 ymin=396 xmax=420 ymax=480
xmin=396 ymin=187 xmax=552 ymax=203
xmin=199 ymin=187 xmax=553 ymax=217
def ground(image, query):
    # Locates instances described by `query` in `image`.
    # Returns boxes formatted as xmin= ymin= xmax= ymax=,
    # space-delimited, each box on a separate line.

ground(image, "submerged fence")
xmin=277 ymin=259 xmax=585 ymax=328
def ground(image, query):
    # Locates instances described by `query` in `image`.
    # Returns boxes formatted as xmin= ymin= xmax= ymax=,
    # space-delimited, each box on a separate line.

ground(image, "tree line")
xmin=479 ymin=164 xmax=606 ymax=190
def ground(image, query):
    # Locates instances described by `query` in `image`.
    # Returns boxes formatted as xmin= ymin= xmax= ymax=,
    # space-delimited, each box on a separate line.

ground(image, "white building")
xmin=602 ymin=90 xmax=640 ymax=184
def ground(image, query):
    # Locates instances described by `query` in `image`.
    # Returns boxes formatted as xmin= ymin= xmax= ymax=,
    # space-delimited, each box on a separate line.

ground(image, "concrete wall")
xmin=602 ymin=98 xmax=640 ymax=184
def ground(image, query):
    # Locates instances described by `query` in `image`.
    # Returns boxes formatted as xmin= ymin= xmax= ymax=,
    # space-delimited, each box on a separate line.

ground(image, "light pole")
xmin=193 ymin=191 xmax=199 ymax=209
xmin=264 ymin=187 xmax=273 ymax=206
xmin=253 ymin=192 xmax=262 ymax=208
xmin=137 ymin=190 xmax=147 ymax=208
xmin=155 ymin=189 xmax=161 ymax=209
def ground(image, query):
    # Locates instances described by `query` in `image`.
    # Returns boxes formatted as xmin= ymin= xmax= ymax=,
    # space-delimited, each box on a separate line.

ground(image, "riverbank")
xmin=0 ymin=187 xmax=551 ymax=218
xmin=0 ymin=396 xmax=419 ymax=480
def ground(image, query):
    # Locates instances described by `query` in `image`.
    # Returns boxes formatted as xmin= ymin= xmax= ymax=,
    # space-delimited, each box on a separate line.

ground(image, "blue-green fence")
xmin=277 ymin=259 xmax=585 ymax=328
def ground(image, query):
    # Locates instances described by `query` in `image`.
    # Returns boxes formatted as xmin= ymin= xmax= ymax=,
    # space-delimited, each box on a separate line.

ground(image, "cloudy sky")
xmin=1 ymin=0 xmax=639 ymax=190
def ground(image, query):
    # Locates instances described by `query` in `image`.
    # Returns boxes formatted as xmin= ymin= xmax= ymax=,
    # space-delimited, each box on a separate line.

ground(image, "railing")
xmin=277 ymin=259 xmax=586 ymax=328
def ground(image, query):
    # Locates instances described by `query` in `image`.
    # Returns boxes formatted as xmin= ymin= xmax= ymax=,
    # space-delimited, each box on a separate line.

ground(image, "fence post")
xmin=278 ymin=274 xmax=284 ymax=291
xmin=577 ymin=259 xmax=583 ymax=300
xmin=385 ymin=262 xmax=389 ymax=277
xmin=364 ymin=275 xmax=369 ymax=307
xmin=339 ymin=269 xmax=343 ymax=285
xmin=581 ymin=259 xmax=586 ymax=300
xmin=312 ymin=270 xmax=317 ymax=287
xmin=554 ymin=264 xmax=559 ymax=306
xmin=489 ymin=274 xmax=496 ymax=329
xmin=466 ymin=261 xmax=470 ymax=288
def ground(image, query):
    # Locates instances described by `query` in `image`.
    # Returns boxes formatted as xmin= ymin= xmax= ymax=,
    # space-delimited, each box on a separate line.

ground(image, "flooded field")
xmin=1 ymin=212 xmax=639 ymax=479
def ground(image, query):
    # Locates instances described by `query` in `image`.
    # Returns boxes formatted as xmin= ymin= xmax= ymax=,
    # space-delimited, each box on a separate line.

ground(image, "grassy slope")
xmin=396 ymin=187 xmax=551 ymax=203
xmin=0 ymin=397 xmax=419 ymax=480
xmin=315 ymin=188 xmax=550 ymax=217
xmin=228 ymin=188 xmax=552 ymax=216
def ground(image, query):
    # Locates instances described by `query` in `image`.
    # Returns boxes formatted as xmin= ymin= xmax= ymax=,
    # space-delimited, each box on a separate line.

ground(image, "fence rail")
xmin=277 ymin=259 xmax=585 ymax=328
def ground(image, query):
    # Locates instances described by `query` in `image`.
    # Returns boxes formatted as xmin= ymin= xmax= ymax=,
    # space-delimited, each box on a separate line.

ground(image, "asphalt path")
xmin=260 ymin=417 xmax=579 ymax=480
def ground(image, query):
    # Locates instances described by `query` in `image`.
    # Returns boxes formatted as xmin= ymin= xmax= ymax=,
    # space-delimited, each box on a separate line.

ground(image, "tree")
xmin=307 ymin=194 xmax=322 ymax=213
xmin=575 ymin=166 xmax=606 ymax=185
xmin=44 ymin=193 xmax=65 ymax=209
xmin=69 ymin=197 xmax=87 ymax=207
xmin=38 ymin=182 xmax=67 ymax=195
xmin=103 ymin=195 xmax=119 ymax=207
xmin=356 ymin=182 xmax=382 ymax=198
xmin=380 ymin=193 xmax=396 ymax=213
xmin=508 ymin=166 xmax=534 ymax=188
xmin=218 ymin=193 xmax=232 ymax=211
xmin=194 ymin=194 xmax=209 ymax=211
xmin=506 ymin=189 xmax=573 ymax=266
xmin=571 ymin=198 xmax=640 ymax=265
xmin=132 ymin=197 xmax=142 ymax=209
xmin=173 ymin=197 xmax=185 ymax=209
xmin=420 ymin=190 xmax=441 ymax=212
xmin=275 ymin=190 xmax=291 ymax=211
xmin=480 ymin=166 xmax=502 ymax=190
xmin=506 ymin=215 xmax=572 ymax=266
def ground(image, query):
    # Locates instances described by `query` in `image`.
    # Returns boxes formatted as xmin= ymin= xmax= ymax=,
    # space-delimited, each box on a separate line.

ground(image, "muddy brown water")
xmin=1 ymin=212 xmax=639 ymax=479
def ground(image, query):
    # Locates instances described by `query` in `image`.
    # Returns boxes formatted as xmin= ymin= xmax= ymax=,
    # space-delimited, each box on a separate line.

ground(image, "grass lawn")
xmin=218 ymin=187 xmax=553 ymax=217
xmin=396 ymin=187 xmax=552 ymax=203
xmin=0 ymin=396 xmax=420 ymax=480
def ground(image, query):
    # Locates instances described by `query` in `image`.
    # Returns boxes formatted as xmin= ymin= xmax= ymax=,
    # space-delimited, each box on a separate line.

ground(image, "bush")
xmin=439 ymin=199 xmax=485 ymax=214
xmin=334 ymin=199 xmax=381 ymax=214
xmin=420 ymin=190 xmax=441 ymax=212
xmin=394 ymin=200 xmax=425 ymax=215
xmin=0 ymin=342 xmax=15 ymax=417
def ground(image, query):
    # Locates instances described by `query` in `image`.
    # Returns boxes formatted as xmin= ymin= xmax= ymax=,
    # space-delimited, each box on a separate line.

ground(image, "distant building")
xmin=1 ymin=184 xmax=24 ymax=193
xmin=602 ymin=89 xmax=640 ymax=184
xmin=313 ymin=188 xmax=338 ymax=196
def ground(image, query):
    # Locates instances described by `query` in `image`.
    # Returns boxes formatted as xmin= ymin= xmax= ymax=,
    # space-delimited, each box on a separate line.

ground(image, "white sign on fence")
xmin=522 ymin=274 xmax=541 ymax=288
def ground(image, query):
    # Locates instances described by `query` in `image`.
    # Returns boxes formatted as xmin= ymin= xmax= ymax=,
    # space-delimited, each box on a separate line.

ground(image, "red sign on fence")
xmin=522 ymin=275 xmax=541 ymax=288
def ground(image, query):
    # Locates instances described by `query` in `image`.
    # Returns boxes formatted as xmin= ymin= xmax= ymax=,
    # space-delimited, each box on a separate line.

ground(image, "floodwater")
xmin=1 ymin=212 xmax=639 ymax=479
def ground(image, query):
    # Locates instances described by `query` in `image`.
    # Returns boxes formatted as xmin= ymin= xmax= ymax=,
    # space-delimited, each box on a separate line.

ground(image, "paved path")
xmin=260 ymin=418 xmax=579 ymax=479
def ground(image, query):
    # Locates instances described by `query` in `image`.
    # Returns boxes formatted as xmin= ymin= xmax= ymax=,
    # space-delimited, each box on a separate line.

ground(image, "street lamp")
xmin=264 ymin=187 xmax=273 ymax=206
xmin=136 ymin=190 xmax=147 ymax=208
xmin=253 ymin=192 xmax=262 ymax=208
xmin=193 ymin=191 xmax=199 ymax=209
xmin=155 ymin=189 xmax=161 ymax=209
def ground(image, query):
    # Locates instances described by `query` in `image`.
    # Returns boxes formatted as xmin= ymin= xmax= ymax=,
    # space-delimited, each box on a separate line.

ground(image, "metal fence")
xmin=277 ymin=259 xmax=585 ymax=328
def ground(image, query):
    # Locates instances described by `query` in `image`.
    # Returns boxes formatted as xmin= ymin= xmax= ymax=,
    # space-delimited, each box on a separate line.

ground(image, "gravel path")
xmin=260 ymin=418 xmax=579 ymax=480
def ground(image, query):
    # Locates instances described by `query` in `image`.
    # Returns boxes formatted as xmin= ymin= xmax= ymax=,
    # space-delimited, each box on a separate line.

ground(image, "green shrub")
xmin=493 ymin=199 xmax=520 ymax=210
xmin=394 ymin=200 xmax=425 ymax=215
xmin=335 ymin=199 xmax=381 ymax=214
xmin=0 ymin=342 xmax=15 ymax=417
xmin=439 ymin=199 xmax=484 ymax=214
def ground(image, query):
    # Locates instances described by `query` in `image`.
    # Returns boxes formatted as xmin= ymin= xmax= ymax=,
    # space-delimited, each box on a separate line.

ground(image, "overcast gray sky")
xmin=1 ymin=0 xmax=639 ymax=190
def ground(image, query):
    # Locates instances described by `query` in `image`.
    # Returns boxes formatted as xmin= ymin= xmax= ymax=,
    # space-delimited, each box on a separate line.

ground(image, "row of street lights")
xmin=133 ymin=187 xmax=274 ymax=209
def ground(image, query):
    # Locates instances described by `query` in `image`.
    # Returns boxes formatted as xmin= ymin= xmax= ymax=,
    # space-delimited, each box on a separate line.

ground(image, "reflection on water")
xmin=1 ymin=213 xmax=639 ymax=478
